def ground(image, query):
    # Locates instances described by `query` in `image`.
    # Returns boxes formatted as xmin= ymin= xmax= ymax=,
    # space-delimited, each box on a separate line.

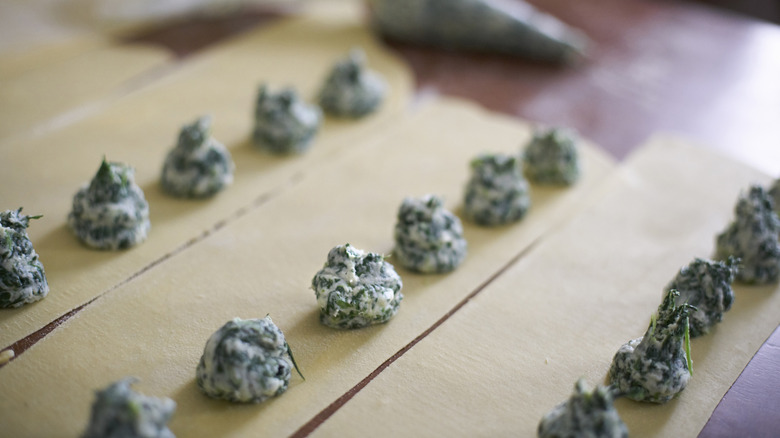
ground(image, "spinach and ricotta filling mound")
xmin=537 ymin=379 xmax=628 ymax=438
xmin=715 ymin=185 xmax=780 ymax=284
xmin=463 ymin=153 xmax=531 ymax=226
xmin=318 ymin=49 xmax=386 ymax=118
xmin=161 ymin=115 xmax=234 ymax=198
xmin=252 ymin=85 xmax=321 ymax=154
xmin=522 ymin=127 xmax=580 ymax=185
xmin=312 ymin=243 xmax=403 ymax=329
xmin=394 ymin=194 xmax=468 ymax=273
xmin=197 ymin=316 xmax=301 ymax=403
xmin=82 ymin=378 xmax=176 ymax=438
xmin=666 ymin=257 xmax=739 ymax=337
xmin=0 ymin=208 xmax=48 ymax=308
xmin=68 ymin=159 xmax=150 ymax=250
xmin=608 ymin=290 xmax=694 ymax=403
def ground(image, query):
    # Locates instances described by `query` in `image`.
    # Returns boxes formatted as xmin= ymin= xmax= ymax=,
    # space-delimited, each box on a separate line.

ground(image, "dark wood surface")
xmin=115 ymin=0 xmax=780 ymax=435
xmin=389 ymin=0 xmax=780 ymax=171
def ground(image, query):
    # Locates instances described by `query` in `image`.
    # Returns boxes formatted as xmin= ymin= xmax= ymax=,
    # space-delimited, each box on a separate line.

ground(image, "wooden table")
xmin=5 ymin=0 xmax=780 ymax=435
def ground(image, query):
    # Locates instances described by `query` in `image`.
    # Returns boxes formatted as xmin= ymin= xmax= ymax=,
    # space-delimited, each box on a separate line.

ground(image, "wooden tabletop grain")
xmin=87 ymin=0 xmax=780 ymax=435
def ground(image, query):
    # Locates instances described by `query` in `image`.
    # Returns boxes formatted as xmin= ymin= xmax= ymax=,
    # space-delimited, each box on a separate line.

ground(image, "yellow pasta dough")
xmin=0 ymin=98 xmax=614 ymax=437
xmin=0 ymin=43 xmax=172 ymax=141
xmin=0 ymin=36 xmax=106 ymax=80
xmin=312 ymin=135 xmax=779 ymax=438
xmin=0 ymin=7 xmax=413 ymax=346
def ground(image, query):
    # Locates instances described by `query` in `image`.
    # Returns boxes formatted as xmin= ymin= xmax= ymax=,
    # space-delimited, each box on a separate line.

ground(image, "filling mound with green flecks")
xmin=666 ymin=257 xmax=739 ymax=337
xmin=161 ymin=115 xmax=234 ymax=198
xmin=0 ymin=208 xmax=48 ymax=308
xmin=715 ymin=185 xmax=780 ymax=284
xmin=463 ymin=153 xmax=531 ymax=226
xmin=608 ymin=290 xmax=694 ymax=403
xmin=82 ymin=378 xmax=175 ymax=438
xmin=318 ymin=48 xmax=386 ymax=118
xmin=394 ymin=194 xmax=467 ymax=273
xmin=196 ymin=317 xmax=300 ymax=403
xmin=252 ymin=85 xmax=321 ymax=154
xmin=538 ymin=378 xmax=628 ymax=438
xmin=312 ymin=243 xmax=403 ymax=329
xmin=522 ymin=127 xmax=580 ymax=185
xmin=68 ymin=159 xmax=150 ymax=250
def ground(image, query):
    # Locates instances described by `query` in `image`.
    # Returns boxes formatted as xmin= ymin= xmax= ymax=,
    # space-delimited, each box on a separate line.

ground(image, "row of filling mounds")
xmin=1 ymin=121 xmax=575 ymax=311
xmin=538 ymin=179 xmax=780 ymax=435
xmin=0 ymin=0 xmax=587 ymax=146
xmin=0 ymin=98 xmax=617 ymax=437
xmin=0 ymin=47 xmax=386 ymax=312
xmin=46 ymin=128 xmax=780 ymax=437
xmin=83 ymin=48 xmax=387 ymax=250
xmin=0 ymin=8 xmax=414 ymax=347
xmin=309 ymin=136 xmax=780 ymax=437
xmin=76 ymin=122 xmax=584 ymax=435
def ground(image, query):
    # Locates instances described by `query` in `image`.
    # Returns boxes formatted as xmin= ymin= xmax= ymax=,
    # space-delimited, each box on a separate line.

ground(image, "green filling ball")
xmin=522 ymin=127 xmax=580 ymax=185
xmin=318 ymin=48 xmax=386 ymax=118
xmin=538 ymin=379 xmax=627 ymax=438
xmin=608 ymin=290 xmax=693 ymax=403
xmin=161 ymin=115 xmax=234 ymax=198
xmin=68 ymin=159 xmax=150 ymax=250
xmin=715 ymin=185 xmax=780 ymax=284
xmin=252 ymin=85 xmax=321 ymax=154
xmin=196 ymin=317 xmax=293 ymax=403
xmin=463 ymin=153 xmax=530 ymax=226
xmin=394 ymin=194 xmax=467 ymax=273
xmin=666 ymin=257 xmax=738 ymax=337
xmin=0 ymin=208 xmax=48 ymax=308
xmin=82 ymin=378 xmax=175 ymax=438
xmin=312 ymin=243 xmax=403 ymax=329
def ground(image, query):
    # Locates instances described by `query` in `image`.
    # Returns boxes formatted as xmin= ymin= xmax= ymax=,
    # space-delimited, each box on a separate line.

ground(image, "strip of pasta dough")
xmin=0 ymin=98 xmax=615 ymax=437
xmin=312 ymin=135 xmax=778 ymax=437
xmin=0 ymin=6 xmax=413 ymax=346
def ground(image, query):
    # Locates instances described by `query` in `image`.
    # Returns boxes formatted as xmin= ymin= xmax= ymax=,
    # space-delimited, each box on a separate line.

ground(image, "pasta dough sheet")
xmin=0 ymin=0 xmax=156 ymax=58
xmin=312 ymin=135 xmax=778 ymax=437
xmin=0 ymin=43 xmax=172 ymax=141
xmin=0 ymin=98 xmax=615 ymax=437
xmin=0 ymin=6 xmax=413 ymax=346
xmin=0 ymin=36 xmax=107 ymax=80
xmin=0 ymin=0 xmax=99 ymax=56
